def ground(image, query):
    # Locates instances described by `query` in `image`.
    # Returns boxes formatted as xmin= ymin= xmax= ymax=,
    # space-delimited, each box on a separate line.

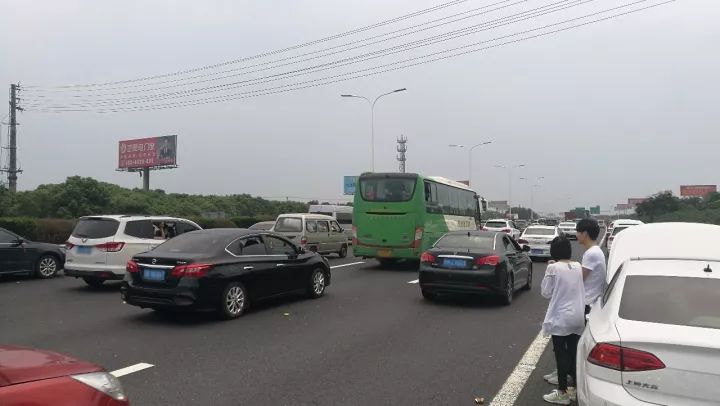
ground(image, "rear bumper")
xmin=353 ymin=245 xmax=420 ymax=260
xmin=419 ymin=268 xmax=503 ymax=295
xmin=64 ymin=262 xmax=125 ymax=277
xmin=528 ymin=245 xmax=551 ymax=257
xmin=64 ymin=268 xmax=124 ymax=280
xmin=121 ymin=281 xmax=210 ymax=310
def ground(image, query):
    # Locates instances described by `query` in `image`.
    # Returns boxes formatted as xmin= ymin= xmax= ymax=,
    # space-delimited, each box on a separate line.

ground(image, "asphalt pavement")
xmin=0 ymin=241 xmax=592 ymax=406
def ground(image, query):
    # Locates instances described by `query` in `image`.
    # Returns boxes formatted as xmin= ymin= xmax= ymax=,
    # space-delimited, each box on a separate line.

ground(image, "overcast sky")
xmin=1 ymin=0 xmax=718 ymax=214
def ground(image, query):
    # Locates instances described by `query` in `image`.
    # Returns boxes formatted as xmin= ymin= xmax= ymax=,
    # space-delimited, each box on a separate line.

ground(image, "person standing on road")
xmin=541 ymin=236 xmax=585 ymax=405
xmin=576 ymin=218 xmax=607 ymax=315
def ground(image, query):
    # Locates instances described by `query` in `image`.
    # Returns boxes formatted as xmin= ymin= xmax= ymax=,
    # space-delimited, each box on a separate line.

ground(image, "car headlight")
xmin=71 ymin=372 xmax=127 ymax=401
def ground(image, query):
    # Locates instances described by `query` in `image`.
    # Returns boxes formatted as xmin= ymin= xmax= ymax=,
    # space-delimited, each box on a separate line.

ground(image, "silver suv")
xmin=64 ymin=215 xmax=201 ymax=286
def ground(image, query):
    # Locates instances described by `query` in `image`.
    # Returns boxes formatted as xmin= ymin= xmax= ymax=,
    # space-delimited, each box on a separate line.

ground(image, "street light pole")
xmin=449 ymin=141 xmax=492 ymax=187
xmin=341 ymin=88 xmax=407 ymax=172
xmin=519 ymin=176 xmax=544 ymax=221
xmin=494 ymin=164 xmax=526 ymax=217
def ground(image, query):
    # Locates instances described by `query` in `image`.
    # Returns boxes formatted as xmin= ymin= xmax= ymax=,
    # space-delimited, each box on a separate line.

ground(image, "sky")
xmin=1 ymin=0 xmax=718 ymax=214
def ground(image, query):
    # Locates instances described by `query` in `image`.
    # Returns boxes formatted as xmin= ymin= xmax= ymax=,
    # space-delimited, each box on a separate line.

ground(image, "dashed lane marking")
xmin=110 ymin=362 xmax=155 ymax=378
xmin=330 ymin=261 xmax=365 ymax=269
xmin=489 ymin=330 xmax=550 ymax=406
xmin=408 ymin=279 xmax=419 ymax=284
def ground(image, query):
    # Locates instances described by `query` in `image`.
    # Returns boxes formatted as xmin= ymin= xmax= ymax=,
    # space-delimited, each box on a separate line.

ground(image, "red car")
xmin=0 ymin=345 xmax=128 ymax=405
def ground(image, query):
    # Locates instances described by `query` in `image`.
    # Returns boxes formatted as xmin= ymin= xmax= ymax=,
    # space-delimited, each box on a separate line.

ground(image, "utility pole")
xmin=396 ymin=135 xmax=407 ymax=173
xmin=6 ymin=84 xmax=22 ymax=192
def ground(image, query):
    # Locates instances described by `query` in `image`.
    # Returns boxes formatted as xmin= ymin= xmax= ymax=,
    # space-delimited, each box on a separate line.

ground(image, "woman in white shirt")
xmin=541 ymin=236 xmax=585 ymax=405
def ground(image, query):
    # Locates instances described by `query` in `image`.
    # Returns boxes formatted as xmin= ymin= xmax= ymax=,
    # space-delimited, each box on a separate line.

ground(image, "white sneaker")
xmin=543 ymin=389 xmax=571 ymax=405
xmin=567 ymin=387 xmax=577 ymax=402
xmin=543 ymin=370 xmax=558 ymax=382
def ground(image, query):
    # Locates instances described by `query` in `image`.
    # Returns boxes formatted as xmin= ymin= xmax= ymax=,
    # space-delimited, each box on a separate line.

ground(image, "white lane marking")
xmin=110 ymin=362 xmax=154 ymax=377
xmin=330 ymin=261 xmax=365 ymax=269
xmin=408 ymin=279 xmax=419 ymax=284
xmin=489 ymin=330 xmax=550 ymax=406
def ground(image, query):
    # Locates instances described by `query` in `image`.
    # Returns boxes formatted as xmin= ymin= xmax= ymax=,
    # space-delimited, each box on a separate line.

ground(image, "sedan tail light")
xmin=72 ymin=372 xmax=127 ymax=401
xmin=171 ymin=263 xmax=214 ymax=278
xmin=420 ymin=252 xmax=436 ymax=264
xmin=587 ymin=343 xmax=665 ymax=371
xmin=96 ymin=242 xmax=125 ymax=252
xmin=64 ymin=241 xmax=75 ymax=250
xmin=518 ymin=239 xmax=529 ymax=245
xmin=126 ymin=260 xmax=139 ymax=273
xmin=476 ymin=255 xmax=500 ymax=266
xmin=501 ymin=228 xmax=512 ymax=233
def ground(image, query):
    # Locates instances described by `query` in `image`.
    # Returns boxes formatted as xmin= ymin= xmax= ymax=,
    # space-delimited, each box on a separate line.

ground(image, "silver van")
xmin=272 ymin=213 xmax=348 ymax=258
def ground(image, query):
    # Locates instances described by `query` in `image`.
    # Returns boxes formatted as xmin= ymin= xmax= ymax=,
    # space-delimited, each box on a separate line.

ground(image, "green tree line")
xmin=635 ymin=190 xmax=720 ymax=224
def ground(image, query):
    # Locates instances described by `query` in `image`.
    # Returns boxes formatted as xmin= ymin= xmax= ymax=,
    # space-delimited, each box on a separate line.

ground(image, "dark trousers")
xmin=552 ymin=334 xmax=580 ymax=391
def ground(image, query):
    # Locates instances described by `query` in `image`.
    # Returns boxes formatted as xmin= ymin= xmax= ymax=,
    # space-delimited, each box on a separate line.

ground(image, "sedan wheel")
xmin=308 ymin=269 xmax=327 ymax=299
xmin=500 ymin=273 xmax=514 ymax=305
xmin=220 ymin=282 xmax=248 ymax=319
xmin=35 ymin=255 xmax=58 ymax=279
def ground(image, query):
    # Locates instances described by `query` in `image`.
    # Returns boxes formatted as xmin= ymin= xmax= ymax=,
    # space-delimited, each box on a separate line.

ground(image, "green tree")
xmin=635 ymin=191 xmax=680 ymax=222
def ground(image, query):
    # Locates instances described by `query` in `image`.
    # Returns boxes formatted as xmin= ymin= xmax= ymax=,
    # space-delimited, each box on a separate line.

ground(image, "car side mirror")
xmin=522 ymin=245 xmax=531 ymax=252
xmin=297 ymin=246 xmax=306 ymax=255
xmin=13 ymin=238 xmax=24 ymax=246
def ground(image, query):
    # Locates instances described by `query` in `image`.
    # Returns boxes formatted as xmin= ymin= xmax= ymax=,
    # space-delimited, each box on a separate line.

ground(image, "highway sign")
xmin=344 ymin=176 xmax=358 ymax=195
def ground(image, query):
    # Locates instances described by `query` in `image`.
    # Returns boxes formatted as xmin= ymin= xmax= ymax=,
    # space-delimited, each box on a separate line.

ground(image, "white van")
xmin=308 ymin=204 xmax=353 ymax=243
xmin=272 ymin=213 xmax=348 ymax=258
xmin=64 ymin=215 xmax=202 ymax=286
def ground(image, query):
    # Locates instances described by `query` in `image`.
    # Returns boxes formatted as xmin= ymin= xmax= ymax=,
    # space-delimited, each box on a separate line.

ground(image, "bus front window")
xmin=360 ymin=178 xmax=416 ymax=202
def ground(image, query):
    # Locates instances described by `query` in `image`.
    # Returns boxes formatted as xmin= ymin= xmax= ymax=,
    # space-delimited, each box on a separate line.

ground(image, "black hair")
xmin=550 ymin=236 xmax=572 ymax=261
xmin=576 ymin=218 xmax=600 ymax=240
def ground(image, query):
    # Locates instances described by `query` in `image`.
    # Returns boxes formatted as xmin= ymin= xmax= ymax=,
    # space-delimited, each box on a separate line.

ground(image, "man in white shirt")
xmin=576 ymin=218 xmax=607 ymax=311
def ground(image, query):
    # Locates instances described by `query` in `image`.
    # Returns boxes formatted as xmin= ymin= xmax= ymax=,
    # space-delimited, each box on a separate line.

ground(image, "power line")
xmin=22 ymin=0 xmax=470 ymax=89
xmin=24 ymin=0 xmax=675 ymax=113
xmin=23 ymin=0 xmax=594 ymax=108
xmin=23 ymin=0 xmax=520 ymax=95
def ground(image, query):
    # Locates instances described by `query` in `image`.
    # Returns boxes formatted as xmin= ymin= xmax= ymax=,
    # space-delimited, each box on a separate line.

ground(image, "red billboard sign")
xmin=680 ymin=185 xmax=717 ymax=197
xmin=118 ymin=135 xmax=177 ymax=169
xmin=627 ymin=198 xmax=647 ymax=206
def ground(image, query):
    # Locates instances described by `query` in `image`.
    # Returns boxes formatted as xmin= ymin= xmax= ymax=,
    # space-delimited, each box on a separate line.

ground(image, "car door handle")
xmin=243 ymin=266 xmax=254 ymax=270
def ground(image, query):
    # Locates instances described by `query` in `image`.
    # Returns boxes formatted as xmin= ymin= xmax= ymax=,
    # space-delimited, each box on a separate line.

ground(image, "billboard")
xmin=615 ymin=203 xmax=633 ymax=211
xmin=118 ymin=135 xmax=177 ymax=170
xmin=343 ymin=176 xmax=358 ymax=195
xmin=680 ymin=185 xmax=717 ymax=197
xmin=489 ymin=200 xmax=509 ymax=211
xmin=590 ymin=205 xmax=600 ymax=215
xmin=627 ymin=198 xmax=648 ymax=206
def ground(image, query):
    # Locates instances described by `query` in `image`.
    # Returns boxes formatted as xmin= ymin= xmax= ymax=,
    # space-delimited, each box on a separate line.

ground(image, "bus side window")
xmin=424 ymin=182 xmax=440 ymax=213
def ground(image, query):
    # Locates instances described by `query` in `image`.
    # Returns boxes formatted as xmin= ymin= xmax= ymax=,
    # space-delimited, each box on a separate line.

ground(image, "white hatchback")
xmin=64 ymin=215 xmax=201 ymax=286
xmin=578 ymin=223 xmax=720 ymax=406
xmin=558 ymin=221 xmax=577 ymax=239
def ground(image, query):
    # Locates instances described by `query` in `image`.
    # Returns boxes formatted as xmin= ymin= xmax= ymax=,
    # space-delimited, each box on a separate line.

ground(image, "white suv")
xmin=482 ymin=219 xmax=521 ymax=240
xmin=64 ymin=215 xmax=202 ymax=286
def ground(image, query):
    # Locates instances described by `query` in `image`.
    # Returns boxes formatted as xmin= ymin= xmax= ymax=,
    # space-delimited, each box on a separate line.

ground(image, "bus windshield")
xmin=360 ymin=177 xmax=416 ymax=202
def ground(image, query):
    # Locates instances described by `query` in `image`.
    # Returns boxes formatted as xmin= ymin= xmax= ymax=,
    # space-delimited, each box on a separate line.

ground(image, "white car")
xmin=606 ymin=219 xmax=644 ymax=251
xmin=517 ymin=225 xmax=559 ymax=260
xmin=482 ymin=219 xmax=521 ymax=240
xmin=558 ymin=221 xmax=577 ymax=239
xmin=577 ymin=223 xmax=720 ymax=406
xmin=64 ymin=215 xmax=201 ymax=286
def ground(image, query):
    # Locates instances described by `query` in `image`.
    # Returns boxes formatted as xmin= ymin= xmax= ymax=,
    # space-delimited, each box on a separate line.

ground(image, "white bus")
xmin=308 ymin=204 xmax=353 ymax=242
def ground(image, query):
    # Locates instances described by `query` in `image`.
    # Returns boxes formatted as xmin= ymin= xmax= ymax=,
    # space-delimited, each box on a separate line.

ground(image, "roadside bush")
xmin=231 ymin=216 xmax=275 ymax=228
xmin=189 ymin=218 xmax=238 ymax=229
xmin=35 ymin=219 xmax=76 ymax=244
xmin=0 ymin=217 xmax=39 ymax=240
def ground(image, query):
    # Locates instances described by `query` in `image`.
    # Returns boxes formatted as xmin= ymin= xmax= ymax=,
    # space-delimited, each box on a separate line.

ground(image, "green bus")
xmin=352 ymin=172 xmax=487 ymax=264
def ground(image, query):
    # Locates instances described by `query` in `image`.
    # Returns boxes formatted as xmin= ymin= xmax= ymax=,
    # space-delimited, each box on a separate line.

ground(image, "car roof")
xmin=276 ymin=213 xmax=335 ymax=220
xmin=524 ymin=225 xmax=556 ymax=230
xmin=623 ymin=259 xmax=720 ymax=279
xmin=607 ymin=222 xmax=720 ymax=282
xmin=485 ymin=219 xmax=509 ymax=222
xmin=611 ymin=219 xmax=644 ymax=226
xmin=80 ymin=214 xmax=193 ymax=222
xmin=558 ymin=222 xmax=576 ymax=225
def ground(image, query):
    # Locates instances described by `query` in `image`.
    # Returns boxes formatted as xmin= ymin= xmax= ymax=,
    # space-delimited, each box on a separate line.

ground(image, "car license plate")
xmin=142 ymin=269 xmax=165 ymax=282
xmin=531 ymin=249 xmax=543 ymax=255
xmin=377 ymin=249 xmax=392 ymax=258
xmin=76 ymin=246 xmax=92 ymax=255
xmin=443 ymin=258 xmax=466 ymax=269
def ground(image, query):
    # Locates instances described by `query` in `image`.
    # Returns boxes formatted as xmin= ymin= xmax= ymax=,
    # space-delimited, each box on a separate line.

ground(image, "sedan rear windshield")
xmin=72 ymin=218 xmax=120 ymax=239
xmin=620 ymin=275 xmax=720 ymax=330
xmin=484 ymin=222 xmax=508 ymax=228
xmin=435 ymin=234 xmax=494 ymax=250
xmin=524 ymin=227 xmax=555 ymax=236
xmin=360 ymin=177 xmax=416 ymax=202
xmin=274 ymin=217 xmax=303 ymax=232
xmin=559 ymin=223 xmax=576 ymax=228
xmin=153 ymin=232 xmax=224 ymax=254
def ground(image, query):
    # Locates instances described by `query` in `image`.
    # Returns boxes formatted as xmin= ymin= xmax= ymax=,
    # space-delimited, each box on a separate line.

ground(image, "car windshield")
xmin=274 ymin=217 xmax=303 ymax=232
xmin=153 ymin=232 xmax=224 ymax=254
xmin=559 ymin=223 xmax=575 ymax=227
xmin=484 ymin=221 xmax=507 ymax=228
xmin=523 ymin=227 xmax=555 ymax=236
xmin=72 ymin=218 xmax=120 ymax=239
xmin=612 ymin=226 xmax=631 ymax=236
xmin=620 ymin=275 xmax=720 ymax=330
xmin=360 ymin=177 xmax=416 ymax=202
xmin=435 ymin=234 xmax=494 ymax=250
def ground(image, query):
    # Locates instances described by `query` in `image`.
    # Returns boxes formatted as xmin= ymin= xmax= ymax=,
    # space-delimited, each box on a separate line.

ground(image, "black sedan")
xmin=121 ymin=228 xmax=331 ymax=319
xmin=418 ymin=231 xmax=532 ymax=305
xmin=0 ymin=227 xmax=65 ymax=278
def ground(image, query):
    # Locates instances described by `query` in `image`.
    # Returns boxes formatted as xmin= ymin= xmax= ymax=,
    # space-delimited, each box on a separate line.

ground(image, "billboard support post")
xmin=142 ymin=168 xmax=150 ymax=191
